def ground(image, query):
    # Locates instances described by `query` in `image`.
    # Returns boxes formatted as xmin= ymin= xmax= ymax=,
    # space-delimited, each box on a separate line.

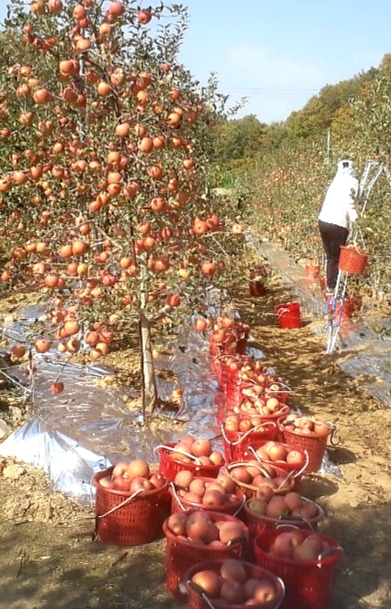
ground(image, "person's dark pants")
xmin=318 ymin=220 xmax=349 ymax=290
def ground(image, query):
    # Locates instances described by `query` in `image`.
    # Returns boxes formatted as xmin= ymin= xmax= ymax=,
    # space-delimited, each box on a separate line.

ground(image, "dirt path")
xmin=1 ymin=280 xmax=391 ymax=609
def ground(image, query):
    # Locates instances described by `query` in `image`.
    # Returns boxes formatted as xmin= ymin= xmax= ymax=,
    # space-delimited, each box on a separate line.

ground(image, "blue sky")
xmin=1 ymin=1 xmax=390 ymax=124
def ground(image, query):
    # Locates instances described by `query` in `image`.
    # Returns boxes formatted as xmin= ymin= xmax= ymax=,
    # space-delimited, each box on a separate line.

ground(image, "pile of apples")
xmin=188 ymin=558 xmax=281 ymax=606
xmin=172 ymin=471 xmax=243 ymax=511
xmin=227 ymin=461 xmax=293 ymax=495
xmin=260 ymin=529 xmax=334 ymax=562
xmin=223 ymin=413 xmax=276 ymax=436
xmin=220 ymin=357 xmax=289 ymax=414
xmin=279 ymin=414 xmax=334 ymax=438
xmin=209 ymin=316 xmax=250 ymax=356
xmin=245 ymin=491 xmax=322 ymax=523
xmin=166 ymin=436 xmax=225 ymax=467
xmin=165 ymin=510 xmax=248 ymax=548
xmin=250 ymin=440 xmax=307 ymax=470
xmin=98 ymin=459 xmax=166 ymax=494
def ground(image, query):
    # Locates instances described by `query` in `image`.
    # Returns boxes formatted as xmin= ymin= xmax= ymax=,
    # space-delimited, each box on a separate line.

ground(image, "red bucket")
xmin=253 ymin=528 xmax=343 ymax=609
xmin=339 ymin=246 xmax=368 ymax=275
xmin=164 ymin=510 xmax=249 ymax=600
xmin=92 ymin=467 xmax=169 ymax=546
xmin=305 ymin=264 xmax=321 ymax=280
xmin=274 ymin=302 xmax=301 ymax=329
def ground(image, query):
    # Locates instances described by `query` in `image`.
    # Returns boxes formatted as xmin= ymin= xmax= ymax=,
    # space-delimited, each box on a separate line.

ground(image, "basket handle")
xmin=232 ymin=493 xmax=247 ymax=517
xmin=278 ymin=501 xmax=325 ymax=531
xmin=275 ymin=578 xmax=286 ymax=609
xmin=276 ymin=469 xmax=295 ymax=491
xmin=227 ymin=534 xmax=249 ymax=548
xmin=226 ymin=461 xmax=272 ymax=479
xmin=187 ymin=580 xmax=217 ymax=609
xmin=96 ymin=487 xmax=145 ymax=520
xmin=317 ymin=545 xmax=344 ymax=561
xmin=153 ymin=444 xmax=202 ymax=465
xmin=169 ymin=481 xmax=189 ymax=512
xmin=275 ymin=307 xmax=291 ymax=319
xmin=293 ymin=449 xmax=310 ymax=479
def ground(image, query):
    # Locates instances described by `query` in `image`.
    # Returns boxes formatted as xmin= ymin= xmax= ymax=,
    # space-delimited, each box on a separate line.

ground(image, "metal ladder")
xmin=326 ymin=161 xmax=386 ymax=354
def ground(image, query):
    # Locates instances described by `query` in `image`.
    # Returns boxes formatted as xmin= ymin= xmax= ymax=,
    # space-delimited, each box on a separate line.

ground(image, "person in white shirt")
xmin=318 ymin=159 xmax=359 ymax=292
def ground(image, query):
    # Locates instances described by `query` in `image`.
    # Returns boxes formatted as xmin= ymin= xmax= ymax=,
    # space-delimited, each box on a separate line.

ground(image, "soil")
xmin=0 ymin=275 xmax=391 ymax=609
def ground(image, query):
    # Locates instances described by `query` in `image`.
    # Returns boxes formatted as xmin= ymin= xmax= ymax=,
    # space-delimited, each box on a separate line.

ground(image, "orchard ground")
xmin=0 ymin=277 xmax=391 ymax=609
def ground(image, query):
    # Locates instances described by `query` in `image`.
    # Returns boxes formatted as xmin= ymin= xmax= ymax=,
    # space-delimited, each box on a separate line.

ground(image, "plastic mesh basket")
xmin=253 ymin=528 xmax=343 ymax=609
xmin=339 ymin=246 xmax=368 ymax=274
xmin=92 ymin=467 xmax=169 ymax=546
xmin=184 ymin=559 xmax=285 ymax=609
xmin=277 ymin=417 xmax=335 ymax=473
xmin=163 ymin=511 xmax=249 ymax=601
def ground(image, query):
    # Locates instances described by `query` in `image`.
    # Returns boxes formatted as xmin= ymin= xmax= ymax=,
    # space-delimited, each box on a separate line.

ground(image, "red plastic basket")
xmin=184 ymin=559 xmax=285 ymax=609
xmin=169 ymin=479 xmax=245 ymax=516
xmin=156 ymin=443 xmax=223 ymax=482
xmin=339 ymin=246 xmax=368 ymax=275
xmin=221 ymin=422 xmax=277 ymax=462
xmin=164 ymin=511 xmax=249 ymax=601
xmin=92 ymin=467 xmax=169 ymax=546
xmin=243 ymin=497 xmax=325 ymax=539
xmin=277 ymin=417 xmax=336 ymax=473
xmin=253 ymin=528 xmax=343 ymax=609
xmin=214 ymin=355 xmax=248 ymax=391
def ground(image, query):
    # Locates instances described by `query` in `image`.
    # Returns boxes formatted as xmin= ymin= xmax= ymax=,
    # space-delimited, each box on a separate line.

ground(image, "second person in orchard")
xmin=318 ymin=159 xmax=359 ymax=294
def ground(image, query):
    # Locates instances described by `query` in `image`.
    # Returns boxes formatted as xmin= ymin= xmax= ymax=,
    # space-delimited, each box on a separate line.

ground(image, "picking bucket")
xmin=339 ymin=246 xmax=368 ymax=275
xmin=274 ymin=303 xmax=301 ymax=329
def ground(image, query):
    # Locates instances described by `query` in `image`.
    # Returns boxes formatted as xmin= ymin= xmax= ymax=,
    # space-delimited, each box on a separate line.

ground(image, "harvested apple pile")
xmin=226 ymin=462 xmax=293 ymax=495
xmin=245 ymin=492 xmax=323 ymax=522
xmin=223 ymin=412 xmax=276 ymax=435
xmin=188 ymin=558 xmax=282 ymax=605
xmin=208 ymin=315 xmax=251 ymax=352
xmin=251 ymin=440 xmax=307 ymax=469
xmin=98 ymin=459 xmax=166 ymax=493
xmin=264 ymin=529 xmax=334 ymax=561
xmin=165 ymin=510 xmax=248 ymax=548
xmin=172 ymin=472 xmax=243 ymax=510
xmin=279 ymin=414 xmax=334 ymax=438
xmin=166 ymin=436 xmax=225 ymax=467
